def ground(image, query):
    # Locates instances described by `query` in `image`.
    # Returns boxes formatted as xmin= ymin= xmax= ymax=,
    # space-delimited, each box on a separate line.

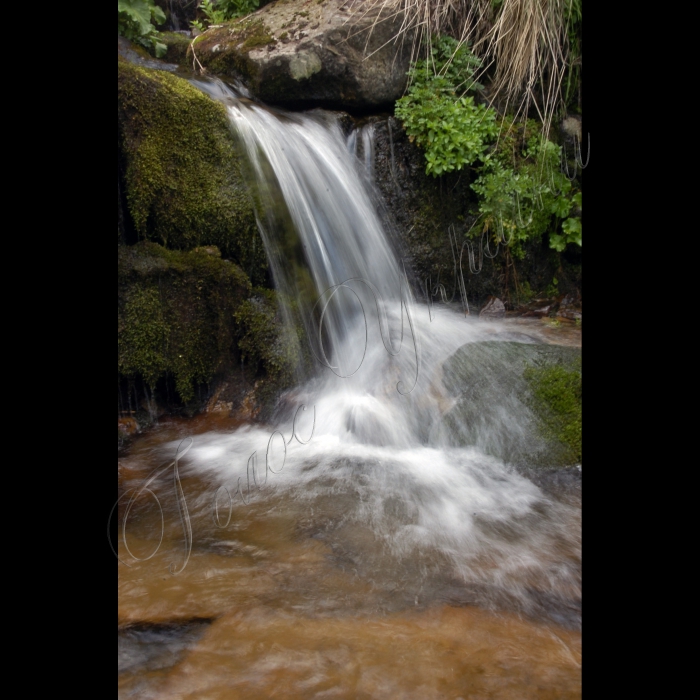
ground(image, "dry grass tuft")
xmin=347 ymin=0 xmax=580 ymax=137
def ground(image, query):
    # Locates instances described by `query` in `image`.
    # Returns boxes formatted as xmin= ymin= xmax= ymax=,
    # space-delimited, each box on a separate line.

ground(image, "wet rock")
xmin=556 ymin=292 xmax=582 ymax=321
xmin=437 ymin=341 xmax=582 ymax=467
xmin=192 ymin=0 xmax=414 ymax=109
xmin=148 ymin=605 xmax=581 ymax=699
xmin=117 ymin=61 xmax=265 ymax=279
xmin=118 ymin=243 xmax=252 ymax=406
xmin=479 ymin=297 xmax=506 ymax=319
xmin=118 ymin=416 xmax=139 ymax=436
xmin=516 ymin=299 xmax=555 ymax=318
xmin=117 ymin=35 xmax=179 ymax=73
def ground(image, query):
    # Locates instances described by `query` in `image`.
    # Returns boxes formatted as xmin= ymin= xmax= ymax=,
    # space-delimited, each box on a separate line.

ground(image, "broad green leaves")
xmin=118 ymin=0 xmax=155 ymax=35
xmin=118 ymin=0 xmax=167 ymax=57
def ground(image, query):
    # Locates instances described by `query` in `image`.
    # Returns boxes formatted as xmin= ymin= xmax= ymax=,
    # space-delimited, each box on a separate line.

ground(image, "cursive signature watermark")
xmin=112 ymin=405 xmax=315 ymax=575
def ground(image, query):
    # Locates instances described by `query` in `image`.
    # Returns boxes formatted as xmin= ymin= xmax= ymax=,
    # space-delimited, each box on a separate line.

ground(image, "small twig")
xmin=187 ymin=33 xmax=208 ymax=74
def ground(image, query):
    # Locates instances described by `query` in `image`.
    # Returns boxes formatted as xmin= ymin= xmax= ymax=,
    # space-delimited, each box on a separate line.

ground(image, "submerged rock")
xmin=437 ymin=341 xmax=581 ymax=467
xmin=191 ymin=0 xmax=413 ymax=109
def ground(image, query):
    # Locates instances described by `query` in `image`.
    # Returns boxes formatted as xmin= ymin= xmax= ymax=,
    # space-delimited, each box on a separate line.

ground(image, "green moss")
xmin=118 ymin=242 xmax=251 ymax=403
xmin=439 ymin=341 xmax=580 ymax=466
xmin=524 ymin=360 xmax=582 ymax=463
xmin=117 ymin=61 xmax=268 ymax=285
xmin=234 ymin=287 xmax=305 ymax=407
xmin=240 ymin=20 xmax=276 ymax=51
xmin=160 ymin=31 xmax=192 ymax=66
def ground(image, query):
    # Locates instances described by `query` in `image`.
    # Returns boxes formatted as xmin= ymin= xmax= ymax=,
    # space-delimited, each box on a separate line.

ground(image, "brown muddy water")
xmin=118 ymin=318 xmax=581 ymax=699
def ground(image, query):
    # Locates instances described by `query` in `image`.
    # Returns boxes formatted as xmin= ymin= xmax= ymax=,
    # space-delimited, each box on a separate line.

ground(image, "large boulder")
xmin=117 ymin=59 xmax=268 ymax=285
xmin=191 ymin=0 xmax=413 ymax=109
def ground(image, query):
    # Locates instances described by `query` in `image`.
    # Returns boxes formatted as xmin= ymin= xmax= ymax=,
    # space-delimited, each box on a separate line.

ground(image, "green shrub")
xmin=395 ymin=36 xmax=498 ymax=176
xmin=471 ymin=134 xmax=582 ymax=255
xmin=395 ymin=36 xmax=582 ymax=254
xmin=191 ymin=0 xmax=260 ymax=30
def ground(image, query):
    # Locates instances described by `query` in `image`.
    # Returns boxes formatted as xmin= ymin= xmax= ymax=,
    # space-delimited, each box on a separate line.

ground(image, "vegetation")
xmin=191 ymin=0 xmax=260 ymax=31
xmin=118 ymin=244 xmax=302 ymax=409
xmin=471 ymin=126 xmax=582 ymax=255
xmin=118 ymin=243 xmax=251 ymax=403
xmin=354 ymin=0 xmax=583 ymax=133
xmin=118 ymin=0 xmax=167 ymax=57
xmin=524 ymin=359 xmax=582 ymax=463
xmin=395 ymin=36 xmax=497 ymax=176
xmin=117 ymin=61 xmax=269 ymax=284
xmin=394 ymin=35 xmax=581 ymax=254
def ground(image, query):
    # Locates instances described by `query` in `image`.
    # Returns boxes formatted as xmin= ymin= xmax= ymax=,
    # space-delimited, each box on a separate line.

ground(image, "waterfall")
xmin=183 ymin=78 xmax=580 ymax=627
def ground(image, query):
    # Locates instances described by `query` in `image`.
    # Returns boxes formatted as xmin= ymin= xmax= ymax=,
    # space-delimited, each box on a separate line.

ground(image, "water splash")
xmin=181 ymin=78 xmax=581 ymax=626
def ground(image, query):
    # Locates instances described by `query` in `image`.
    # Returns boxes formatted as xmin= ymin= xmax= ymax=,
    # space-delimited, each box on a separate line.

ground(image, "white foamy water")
xmin=178 ymin=78 xmax=581 ymax=625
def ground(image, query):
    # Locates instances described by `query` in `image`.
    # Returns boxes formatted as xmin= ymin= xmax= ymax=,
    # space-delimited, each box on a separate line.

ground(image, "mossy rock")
xmin=117 ymin=61 xmax=268 ymax=286
xmin=437 ymin=341 xmax=581 ymax=467
xmin=234 ymin=287 xmax=310 ymax=413
xmin=118 ymin=242 xmax=252 ymax=404
xmin=118 ymin=242 xmax=304 ymax=416
xmin=160 ymin=31 xmax=192 ymax=66
xmin=191 ymin=0 xmax=413 ymax=110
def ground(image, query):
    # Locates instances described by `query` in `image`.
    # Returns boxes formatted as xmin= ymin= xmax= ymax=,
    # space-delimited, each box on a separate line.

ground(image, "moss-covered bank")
xmin=118 ymin=243 xmax=251 ymax=404
xmin=117 ymin=60 xmax=268 ymax=286
xmin=118 ymin=243 xmax=301 ymax=422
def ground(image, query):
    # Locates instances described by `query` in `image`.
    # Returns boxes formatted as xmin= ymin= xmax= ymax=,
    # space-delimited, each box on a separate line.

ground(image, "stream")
xmin=117 ymin=76 xmax=581 ymax=699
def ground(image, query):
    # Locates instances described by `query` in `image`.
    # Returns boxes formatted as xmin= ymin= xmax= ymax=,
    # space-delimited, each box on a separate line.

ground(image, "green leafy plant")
xmin=191 ymin=0 xmax=259 ymax=30
xmin=353 ymin=0 xmax=582 ymax=135
xmin=118 ymin=0 xmax=167 ymax=57
xmin=219 ymin=0 xmax=260 ymax=17
xmin=395 ymin=36 xmax=498 ymax=176
xmin=197 ymin=0 xmax=226 ymax=25
xmin=471 ymin=132 xmax=581 ymax=253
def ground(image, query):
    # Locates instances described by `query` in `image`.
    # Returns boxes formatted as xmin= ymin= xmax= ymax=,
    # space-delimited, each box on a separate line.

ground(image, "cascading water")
xmin=175 ymin=77 xmax=581 ymax=628
xmin=118 ymin=74 xmax=581 ymax=699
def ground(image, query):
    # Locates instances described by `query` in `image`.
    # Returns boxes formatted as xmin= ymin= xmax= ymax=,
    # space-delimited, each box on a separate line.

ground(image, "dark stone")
xmin=556 ymin=292 xmax=582 ymax=321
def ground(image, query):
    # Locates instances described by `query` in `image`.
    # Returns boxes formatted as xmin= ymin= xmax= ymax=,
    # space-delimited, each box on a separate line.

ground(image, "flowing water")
xmin=117 ymin=78 xmax=581 ymax=699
